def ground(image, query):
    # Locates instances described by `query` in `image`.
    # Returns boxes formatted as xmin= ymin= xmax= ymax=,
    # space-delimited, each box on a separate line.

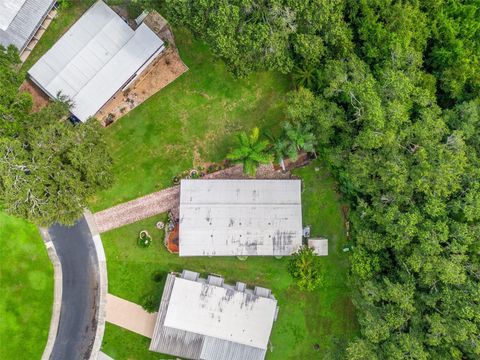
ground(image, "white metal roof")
xmin=27 ymin=0 xmax=164 ymax=122
xmin=0 ymin=0 xmax=55 ymax=51
xmin=179 ymin=179 xmax=303 ymax=256
xmin=0 ymin=0 xmax=26 ymax=31
xmin=164 ymin=277 xmax=277 ymax=350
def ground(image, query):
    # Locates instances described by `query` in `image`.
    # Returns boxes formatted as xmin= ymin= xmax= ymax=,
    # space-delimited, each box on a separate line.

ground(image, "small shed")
xmin=308 ymin=238 xmax=329 ymax=256
xmin=27 ymin=0 xmax=165 ymax=122
xmin=149 ymin=271 xmax=278 ymax=360
xmin=179 ymin=179 xmax=303 ymax=257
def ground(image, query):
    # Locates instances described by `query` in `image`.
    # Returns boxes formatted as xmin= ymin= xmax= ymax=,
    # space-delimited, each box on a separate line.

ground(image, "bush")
xmin=288 ymin=245 xmax=323 ymax=291
xmin=141 ymin=294 xmax=158 ymax=313
xmin=151 ymin=271 xmax=164 ymax=283
xmin=137 ymin=230 xmax=152 ymax=248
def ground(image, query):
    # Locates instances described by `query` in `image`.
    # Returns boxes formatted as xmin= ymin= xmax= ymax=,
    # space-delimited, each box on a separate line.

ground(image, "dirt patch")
xmin=19 ymin=79 xmax=50 ymax=112
xmin=96 ymin=48 xmax=188 ymax=125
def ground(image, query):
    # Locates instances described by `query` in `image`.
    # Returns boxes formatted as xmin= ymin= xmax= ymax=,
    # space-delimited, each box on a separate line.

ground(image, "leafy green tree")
xmin=425 ymin=0 xmax=480 ymax=104
xmin=164 ymin=0 xmax=352 ymax=76
xmin=227 ymin=127 xmax=272 ymax=176
xmin=0 ymin=46 xmax=112 ymax=226
xmin=288 ymin=245 xmax=323 ymax=291
xmin=0 ymin=46 xmax=32 ymax=137
xmin=283 ymin=2 xmax=480 ymax=355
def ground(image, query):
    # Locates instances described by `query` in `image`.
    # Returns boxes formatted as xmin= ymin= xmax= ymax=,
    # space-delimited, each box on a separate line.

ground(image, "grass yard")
xmin=90 ymin=27 xmax=290 ymax=211
xmin=0 ymin=213 xmax=53 ymax=359
xmin=19 ymin=0 xmax=290 ymax=213
xmin=101 ymin=160 xmax=357 ymax=359
xmin=102 ymin=323 xmax=175 ymax=360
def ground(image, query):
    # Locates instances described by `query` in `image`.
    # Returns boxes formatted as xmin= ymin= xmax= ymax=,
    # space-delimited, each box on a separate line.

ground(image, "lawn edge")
xmin=38 ymin=227 xmax=63 ymax=360
xmin=85 ymin=210 xmax=109 ymax=360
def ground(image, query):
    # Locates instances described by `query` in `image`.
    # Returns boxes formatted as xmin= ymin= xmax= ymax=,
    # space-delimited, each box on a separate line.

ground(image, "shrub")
xmin=151 ymin=271 xmax=164 ymax=283
xmin=137 ymin=230 xmax=152 ymax=248
xmin=141 ymin=294 xmax=158 ymax=313
xmin=288 ymin=245 xmax=323 ymax=291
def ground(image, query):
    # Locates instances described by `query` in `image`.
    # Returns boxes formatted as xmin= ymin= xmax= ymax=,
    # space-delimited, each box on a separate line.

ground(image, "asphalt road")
xmin=48 ymin=216 xmax=99 ymax=360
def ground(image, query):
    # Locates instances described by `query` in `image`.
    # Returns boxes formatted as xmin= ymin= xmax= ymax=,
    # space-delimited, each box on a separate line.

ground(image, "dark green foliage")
xmin=287 ymin=1 xmax=478 ymax=358
xmin=140 ymin=294 xmax=159 ymax=313
xmin=0 ymin=46 xmax=112 ymax=226
xmin=178 ymin=1 xmax=480 ymax=355
xmin=288 ymin=245 xmax=323 ymax=291
xmin=424 ymin=0 xmax=480 ymax=104
xmin=163 ymin=0 xmax=352 ymax=76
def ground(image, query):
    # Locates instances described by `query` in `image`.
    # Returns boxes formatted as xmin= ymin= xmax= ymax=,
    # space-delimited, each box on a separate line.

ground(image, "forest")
xmin=0 ymin=0 xmax=478 ymax=358
xmin=161 ymin=0 xmax=479 ymax=358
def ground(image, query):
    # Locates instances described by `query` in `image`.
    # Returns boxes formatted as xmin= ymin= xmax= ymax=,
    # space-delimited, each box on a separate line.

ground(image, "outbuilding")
xmin=149 ymin=270 xmax=279 ymax=360
xmin=27 ymin=0 xmax=165 ymax=122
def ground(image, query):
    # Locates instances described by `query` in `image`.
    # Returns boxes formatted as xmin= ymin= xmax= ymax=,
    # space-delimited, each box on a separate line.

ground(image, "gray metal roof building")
xmin=179 ymin=179 xmax=303 ymax=256
xmin=27 ymin=0 xmax=165 ymax=122
xmin=0 ymin=0 xmax=56 ymax=53
xmin=149 ymin=270 xmax=278 ymax=360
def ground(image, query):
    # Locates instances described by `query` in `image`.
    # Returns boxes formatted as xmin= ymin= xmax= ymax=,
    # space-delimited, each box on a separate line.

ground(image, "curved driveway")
xmin=47 ymin=216 xmax=99 ymax=360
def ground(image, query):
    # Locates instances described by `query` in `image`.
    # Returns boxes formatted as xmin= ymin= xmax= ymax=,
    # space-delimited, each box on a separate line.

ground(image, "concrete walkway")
xmin=106 ymin=294 xmax=157 ymax=338
xmin=94 ymin=163 xmax=295 ymax=233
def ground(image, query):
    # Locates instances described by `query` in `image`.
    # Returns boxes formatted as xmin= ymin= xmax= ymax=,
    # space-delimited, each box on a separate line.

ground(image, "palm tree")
xmin=227 ymin=127 xmax=272 ymax=176
xmin=292 ymin=65 xmax=318 ymax=90
xmin=283 ymin=121 xmax=316 ymax=160
xmin=265 ymin=130 xmax=289 ymax=171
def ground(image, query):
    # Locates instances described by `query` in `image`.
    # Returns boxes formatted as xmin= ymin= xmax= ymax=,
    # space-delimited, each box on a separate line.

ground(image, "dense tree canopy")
xmin=0 ymin=46 xmax=112 ymax=226
xmin=160 ymin=0 xmax=480 ymax=357
xmin=424 ymin=0 xmax=480 ymax=104
xmin=164 ymin=0 xmax=352 ymax=76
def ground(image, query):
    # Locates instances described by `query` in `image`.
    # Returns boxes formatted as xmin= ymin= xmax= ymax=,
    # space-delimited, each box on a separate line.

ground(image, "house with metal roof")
xmin=27 ymin=0 xmax=165 ymax=122
xmin=178 ymin=179 xmax=303 ymax=256
xmin=0 ymin=0 xmax=56 ymax=56
xmin=149 ymin=270 xmax=278 ymax=360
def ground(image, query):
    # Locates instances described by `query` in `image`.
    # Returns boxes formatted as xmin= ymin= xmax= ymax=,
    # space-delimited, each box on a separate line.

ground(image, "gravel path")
xmin=94 ymin=163 xmax=299 ymax=233
xmin=94 ymin=186 xmax=180 ymax=233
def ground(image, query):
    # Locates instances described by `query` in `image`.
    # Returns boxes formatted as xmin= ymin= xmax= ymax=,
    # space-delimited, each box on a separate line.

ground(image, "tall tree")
xmin=0 ymin=46 xmax=112 ymax=226
xmin=424 ymin=0 xmax=480 ymax=104
xmin=164 ymin=0 xmax=352 ymax=76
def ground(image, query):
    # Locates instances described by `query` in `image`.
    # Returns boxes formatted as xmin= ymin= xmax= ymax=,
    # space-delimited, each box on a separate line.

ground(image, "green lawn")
xmin=101 ymin=160 xmax=357 ymax=359
xmin=102 ymin=323 xmax=175 ymax=360
xmin=20 ymin=1 xmax=290 ymax=213
xmin=89 ymin=27 xmax=290 ymax=211
xmin=0 ymin=213 xmax=53 ymax=359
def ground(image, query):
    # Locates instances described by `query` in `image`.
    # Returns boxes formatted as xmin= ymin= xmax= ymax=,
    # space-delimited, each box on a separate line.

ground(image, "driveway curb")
xmin=39 ymin=227 xmax=63 ymax=360
xmin=85 ymin=210 xmax=108 ymax=360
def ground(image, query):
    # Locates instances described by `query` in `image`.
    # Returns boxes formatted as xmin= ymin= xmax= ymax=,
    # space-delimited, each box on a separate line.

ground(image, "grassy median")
xmin=0 ymin=213 xmax=53 ymax=359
